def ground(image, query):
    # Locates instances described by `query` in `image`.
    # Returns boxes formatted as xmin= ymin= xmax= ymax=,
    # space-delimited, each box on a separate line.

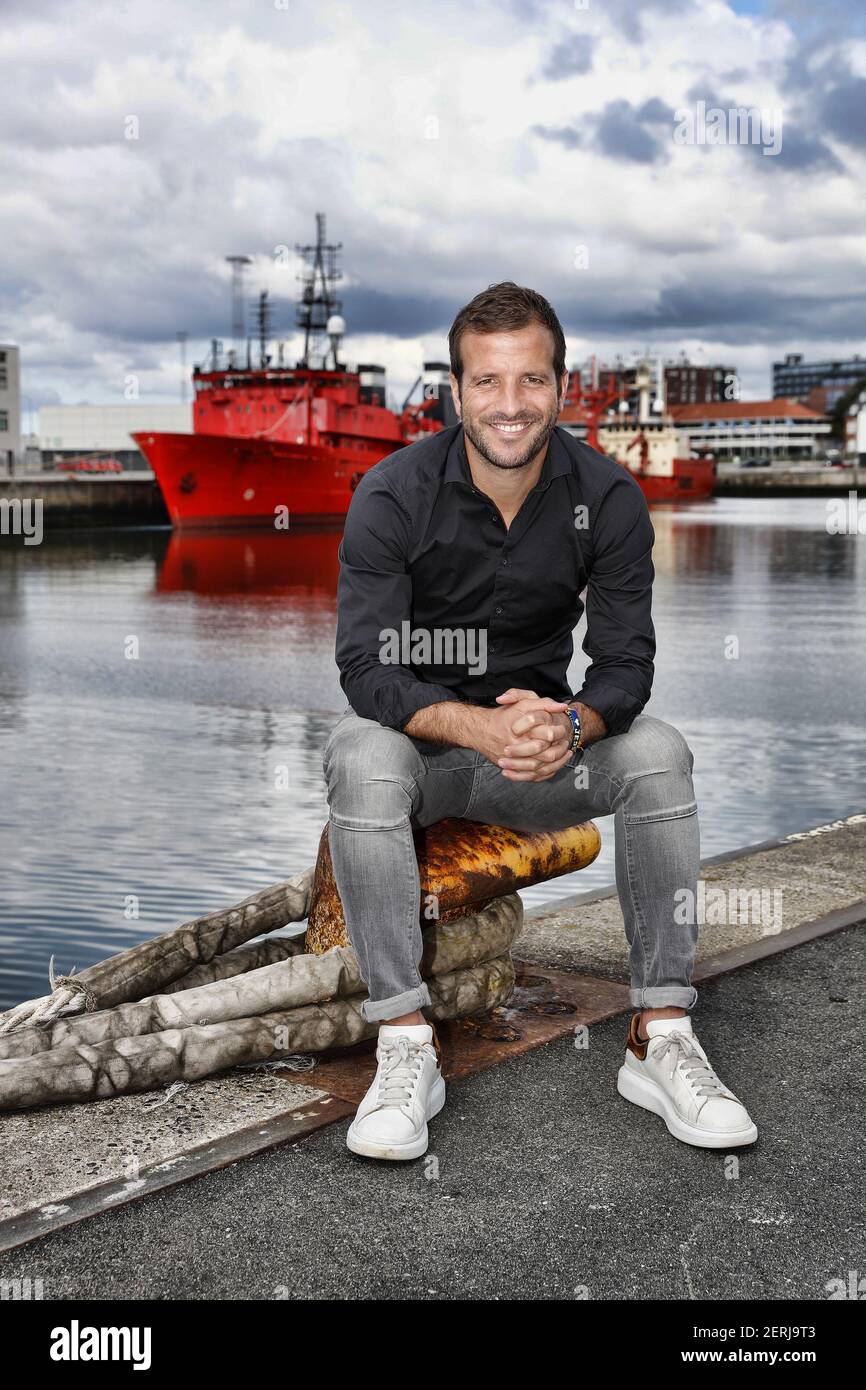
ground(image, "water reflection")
xmin=157 ymin=528 xmax=342 ymax=598
xmin=0 ymin=500 xmax=864 ymax=1011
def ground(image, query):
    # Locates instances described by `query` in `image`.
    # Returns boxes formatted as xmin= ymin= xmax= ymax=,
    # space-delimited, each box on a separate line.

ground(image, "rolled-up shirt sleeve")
xmin=570 ymin=473 xmax=656 ymax=736
xmin=335 ymin=470 xmax=458 ymax=730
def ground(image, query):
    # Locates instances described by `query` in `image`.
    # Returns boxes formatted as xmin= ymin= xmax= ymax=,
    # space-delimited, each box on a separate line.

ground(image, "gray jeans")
xmin=322 ymin=706 xmax=700 ymax=1022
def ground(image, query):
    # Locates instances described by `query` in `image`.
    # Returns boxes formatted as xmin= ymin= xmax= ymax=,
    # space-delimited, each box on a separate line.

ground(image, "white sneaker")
xmin=346 ymin=1022 xmax=446 ymax=1161
xmin=617 ymin=1013 xmax=758 ymax=1149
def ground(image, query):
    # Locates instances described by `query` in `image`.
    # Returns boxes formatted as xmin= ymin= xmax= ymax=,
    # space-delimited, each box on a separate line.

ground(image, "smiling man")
xmin=324 ymin=281 xmax=758 ymax=1160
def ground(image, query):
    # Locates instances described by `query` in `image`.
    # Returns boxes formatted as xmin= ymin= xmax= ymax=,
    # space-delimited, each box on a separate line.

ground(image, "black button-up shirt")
xmin=334 ymin=422 xmax=655 ymax=736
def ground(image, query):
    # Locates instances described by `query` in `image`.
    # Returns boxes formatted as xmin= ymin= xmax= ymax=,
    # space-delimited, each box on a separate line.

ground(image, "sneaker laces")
xmin=652 ymin=1030 xmax=732 ymax=1100
xmin=375 ymin=1035 xmax=426 ymax=1110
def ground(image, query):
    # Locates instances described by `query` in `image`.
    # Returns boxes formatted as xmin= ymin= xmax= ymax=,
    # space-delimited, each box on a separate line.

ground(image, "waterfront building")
xmin=568 ymin=356 xmax=737 ymax=412
xmin=772 ymin=353 xmax=866 ymax=409
xmin=844 ymin=388 xmax=866 ymax=465
xmin=662 ymin=355 xmax=738 ymax=405
xmin=0 ymin=344 xmax=22 ymax=474
xmin=39 ymin=403 xmax=191 ymax=469
xmin=667 ymin=399 xmax=830 ymax=462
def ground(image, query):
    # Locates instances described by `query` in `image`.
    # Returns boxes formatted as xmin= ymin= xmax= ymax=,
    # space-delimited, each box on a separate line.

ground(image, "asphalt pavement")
xmin=0 ymin=924 xmax=862 ymax=1301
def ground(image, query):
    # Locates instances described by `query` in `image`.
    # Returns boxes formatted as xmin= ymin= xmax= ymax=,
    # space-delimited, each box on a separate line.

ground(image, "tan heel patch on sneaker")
xmin=626 ymin=1012 xmax=649 ymax=1060
xmin=429 ymin=1020 xmax=444 ymax=1069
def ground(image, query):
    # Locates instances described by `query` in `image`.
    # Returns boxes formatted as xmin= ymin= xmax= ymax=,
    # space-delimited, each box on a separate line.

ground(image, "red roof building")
xmin=668 ymin=398 xmax=824 ymax=423
xmin=667 ymin=398 xmax=830 ymax=461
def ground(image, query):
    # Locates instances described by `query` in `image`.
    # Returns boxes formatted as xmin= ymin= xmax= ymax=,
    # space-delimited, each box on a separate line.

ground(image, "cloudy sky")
xmin=2 ymin=0 xmax=865 ymax=420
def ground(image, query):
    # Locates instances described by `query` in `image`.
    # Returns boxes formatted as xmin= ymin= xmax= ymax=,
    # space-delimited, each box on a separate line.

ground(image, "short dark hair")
xmin=448 ymin=281 xmax=567 ymax=385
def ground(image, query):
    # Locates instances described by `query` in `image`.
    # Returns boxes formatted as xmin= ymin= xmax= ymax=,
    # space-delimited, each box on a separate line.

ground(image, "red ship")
xmin=559 ymin=358 xmax=716 ymax=502
xmin=134 ymin=215 xmax=452 ymax=528
xmin=135 ymin=217 xmax=713 ymax=527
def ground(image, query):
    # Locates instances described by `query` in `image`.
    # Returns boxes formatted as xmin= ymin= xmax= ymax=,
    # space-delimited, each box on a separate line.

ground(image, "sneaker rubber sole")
xmin=346 ymin=1075 xmax=447 ymax=1161
xmin=616 ymin=1063 xmax=758 ymax=1149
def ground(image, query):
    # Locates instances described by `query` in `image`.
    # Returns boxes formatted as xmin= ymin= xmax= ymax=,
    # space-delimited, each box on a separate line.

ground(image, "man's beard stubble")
xmin=460 ymin=398 xmax=561 ymax=471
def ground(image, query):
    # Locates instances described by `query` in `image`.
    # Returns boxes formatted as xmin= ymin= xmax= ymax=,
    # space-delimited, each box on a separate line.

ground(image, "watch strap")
xmin=565 ymin=705 xmax=583 ymax=753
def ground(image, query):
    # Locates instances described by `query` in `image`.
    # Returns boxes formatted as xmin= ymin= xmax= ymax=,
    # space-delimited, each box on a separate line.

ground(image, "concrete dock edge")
xmin=1 ymin=812 xmax=863 ymax=1253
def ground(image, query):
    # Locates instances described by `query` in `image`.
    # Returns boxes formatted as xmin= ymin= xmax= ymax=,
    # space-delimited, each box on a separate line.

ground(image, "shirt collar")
xmin=444 ymin=424 xmax=572 ymax=490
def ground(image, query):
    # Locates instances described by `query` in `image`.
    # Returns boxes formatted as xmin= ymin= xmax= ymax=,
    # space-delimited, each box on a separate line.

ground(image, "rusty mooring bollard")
xmin=305 ymin=817 xmax=601 ymax=953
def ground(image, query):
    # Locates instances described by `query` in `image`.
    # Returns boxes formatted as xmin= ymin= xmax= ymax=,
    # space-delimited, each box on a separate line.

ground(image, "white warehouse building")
xmin=39 ymin=403 xmax=191 ymax=468
xmin=668 ymin=398 xmax=831 ymax=462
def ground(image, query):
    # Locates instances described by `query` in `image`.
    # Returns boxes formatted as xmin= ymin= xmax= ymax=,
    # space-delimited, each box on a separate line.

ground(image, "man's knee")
xmin=598 ymin=715 xmax=695 ymax=781
xmin=323 ymin=717 xmax=424 ymax=802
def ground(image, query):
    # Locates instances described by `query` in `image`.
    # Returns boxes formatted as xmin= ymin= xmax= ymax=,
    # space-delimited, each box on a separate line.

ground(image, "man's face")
xmin=450 ymin=323 xmax=568 ymax=471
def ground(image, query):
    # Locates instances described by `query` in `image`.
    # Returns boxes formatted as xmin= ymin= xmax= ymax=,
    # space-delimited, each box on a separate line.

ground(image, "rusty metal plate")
xmin=275 ymin=962 xmax=629 ymax=1102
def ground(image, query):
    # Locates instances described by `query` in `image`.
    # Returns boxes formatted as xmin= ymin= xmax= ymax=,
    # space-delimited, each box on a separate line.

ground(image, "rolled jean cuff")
xmin=629 ymin=985 xmax=698 ymax=1010
xmin=361 ymin=981 xmax=432 ymax=1023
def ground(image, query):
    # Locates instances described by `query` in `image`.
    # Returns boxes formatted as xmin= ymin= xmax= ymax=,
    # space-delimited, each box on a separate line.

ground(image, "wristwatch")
xmin=564 ymin=704 xmax=584 ymax=754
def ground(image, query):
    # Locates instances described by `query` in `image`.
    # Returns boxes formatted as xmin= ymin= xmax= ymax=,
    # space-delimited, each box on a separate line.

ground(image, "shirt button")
xmin=489 ymin=645 xmax=496 ymax=653
xmin=500 ymin=557 xmax=508 ymax=566
xmin=495 ymin=606 xmax=503 ymax=615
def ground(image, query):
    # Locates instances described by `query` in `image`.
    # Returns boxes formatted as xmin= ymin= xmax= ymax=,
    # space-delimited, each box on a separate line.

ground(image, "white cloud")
xmin=0 ymin=0 xmax=863 ymax=411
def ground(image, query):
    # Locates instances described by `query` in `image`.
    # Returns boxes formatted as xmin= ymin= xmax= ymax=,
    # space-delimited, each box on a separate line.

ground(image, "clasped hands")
xmin=479 ymin=687 xmax=575 ymax=783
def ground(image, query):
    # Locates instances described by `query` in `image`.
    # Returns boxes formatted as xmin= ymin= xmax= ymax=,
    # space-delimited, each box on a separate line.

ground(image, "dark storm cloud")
xmin=636 ymin=98 xmax=676 ymax=124
xmin=683 ymin=84 xmax=843 ymax=172
xmin=594 ymin=101 xmax=668 ymax=163
xmin=70 ymin=267 xmax=235 ymax=345
xmin=326 ymin=266 xmax=736 ymax=345
xmin=747 ymin=124 xmax=844 ymax=172
xmin=554 ymin=282 xmax=866 ymax=345
xmin=538 ymin=34 xmax=596 ymax=80
xmin=532 ymin=123 xmax=582 ymax=150
xmin=3 ymin=0 xmax=866 ymax=404
xmin=821 ymin=75 xmax=866 ymax=149
xmin=511 ymin=0 xmax=690 ymax=46
xmin=533 ymin=99 xmax=674 ymax=164
xmin=339 ymin=283 xmax=458 ymax=334
xmin=340 ymin=287 xmax=457 ymax=337
xmin=603 ymin=0 xmax=691 ymax=43
xmin=499 ymin=0 xmax=550 ymax=20
xmin=772 ymin=0 xmax=866 ymax=32
xmin=775 ymin=2 xmax=866 ymax=131
xmin=767 ymin=1 xmax=866 ymax=178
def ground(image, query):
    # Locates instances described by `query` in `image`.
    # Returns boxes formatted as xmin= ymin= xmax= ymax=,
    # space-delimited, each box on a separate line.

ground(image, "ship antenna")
xmin=295 ymin=212 xmax=344 ymax=369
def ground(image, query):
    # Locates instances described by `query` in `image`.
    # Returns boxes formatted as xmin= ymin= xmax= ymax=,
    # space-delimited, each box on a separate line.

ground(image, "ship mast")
xmin=225 ymin=255 xmax=252 ymax=366
xmin=254 ymin=290 xmax=272 ymax=369
xmin=295 ymin=213 xmax=345 ymax=370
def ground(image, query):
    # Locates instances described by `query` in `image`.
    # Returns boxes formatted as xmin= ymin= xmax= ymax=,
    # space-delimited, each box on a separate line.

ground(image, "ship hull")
xmin=135 ymin=427 xmax=715 ymax=528
xmin=629 ymin=456 xmax=717 ymax=503
xmin=132 ymin=431 xmax=394 ymax=528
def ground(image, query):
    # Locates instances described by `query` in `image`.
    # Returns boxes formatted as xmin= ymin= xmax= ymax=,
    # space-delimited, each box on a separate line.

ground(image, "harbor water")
xmin=0 ymin=495 xmax=864 ymax=1012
